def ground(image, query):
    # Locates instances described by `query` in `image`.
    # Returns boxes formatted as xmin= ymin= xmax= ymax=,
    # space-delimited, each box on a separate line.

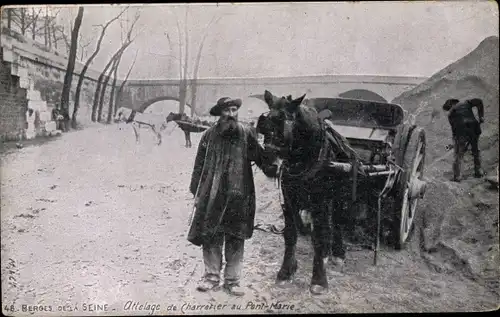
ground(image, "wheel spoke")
xmin=411 ymin=142 xmax=424 ymax=176
xmin=401 ymin=189 xmax=410 ymax=241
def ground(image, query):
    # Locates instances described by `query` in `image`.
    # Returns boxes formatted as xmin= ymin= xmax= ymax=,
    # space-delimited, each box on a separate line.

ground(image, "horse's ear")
xmin=288 ymin=94 xmax=306 ymax=112
xmin=264 ymin=90 xmax=274 ymax=107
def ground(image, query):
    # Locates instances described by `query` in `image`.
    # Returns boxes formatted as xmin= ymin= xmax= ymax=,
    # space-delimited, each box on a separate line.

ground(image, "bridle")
xmin=260 ymin=107 xmax=326 ymax=180
xmin=258 ymin=109 xmax=296 ymax=156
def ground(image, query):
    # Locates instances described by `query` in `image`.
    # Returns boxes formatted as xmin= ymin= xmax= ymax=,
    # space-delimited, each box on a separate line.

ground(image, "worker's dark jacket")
xmin=187 ymin=122 xmax=277 ymax=246
xmin=447 ymin=99 xmax=484 ymax=138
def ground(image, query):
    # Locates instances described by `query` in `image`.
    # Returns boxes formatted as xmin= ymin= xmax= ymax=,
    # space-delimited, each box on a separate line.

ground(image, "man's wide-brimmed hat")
xmin=443 ymin=98 xmax=460 ymax=111
xmin=209 ymin=97 xmax=242 ymax=116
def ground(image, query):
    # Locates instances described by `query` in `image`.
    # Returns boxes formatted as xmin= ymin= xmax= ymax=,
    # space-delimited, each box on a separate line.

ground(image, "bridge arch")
xmin=338 ymin=89 xmax=387 ymax=103
xmin=138 ymin=96 xmax=192 ymax=113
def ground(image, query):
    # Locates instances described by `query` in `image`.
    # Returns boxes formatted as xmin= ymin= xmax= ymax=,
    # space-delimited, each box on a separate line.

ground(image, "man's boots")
xmin=474 ymin=156 xmax=484 ymax=178
xmin=452 ymin=158 xmax=462 ymax=182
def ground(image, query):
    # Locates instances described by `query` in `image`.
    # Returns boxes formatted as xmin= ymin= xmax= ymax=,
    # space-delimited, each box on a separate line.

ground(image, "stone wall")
xmin=0 ymin=28 xmax=117 ymax=141
xmin=0 ymin=47 xmax=28 ymax=141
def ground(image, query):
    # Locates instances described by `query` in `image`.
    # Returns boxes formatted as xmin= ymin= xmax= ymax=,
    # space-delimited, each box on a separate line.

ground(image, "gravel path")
xmin=1 ymin=124 xmax=498 ymax=315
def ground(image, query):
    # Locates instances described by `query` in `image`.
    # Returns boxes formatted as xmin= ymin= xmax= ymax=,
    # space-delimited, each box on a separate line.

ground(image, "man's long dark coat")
xmin=188 ymin=122 xmax=274 ymax=246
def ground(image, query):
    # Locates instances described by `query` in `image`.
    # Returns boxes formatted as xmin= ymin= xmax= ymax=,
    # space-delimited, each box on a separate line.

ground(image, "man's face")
xmin=221 ymin=105 xmax=239 ymax=120
xmin=218 ymin=105 xmax=239 ymax=136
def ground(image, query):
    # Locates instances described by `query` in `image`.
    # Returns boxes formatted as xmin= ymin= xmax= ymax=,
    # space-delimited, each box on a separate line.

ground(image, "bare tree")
xmin=106 ymin=56 xmax=121 ymax=123
xmin=115 ymin=49 xmax=138 ymax=116
xmin=97 ymin=55 xmax=120 ymax=122
xmin=78 ymin=33 xmax=92 ymax=61
xmin=72 ymin=7 xmax=127 ymax=128
xmin=49 ymin=24 xmax=68 ymax=51
xmin=59 ymin=6 xmax=84 ymax=125
xmin=3 ymin=8 xmax=13 ymax=29
xmin=52 ymin=24 xmax=60 ymax=49
xmin=190 ymin=13 xmax=224 ymax=116
xmin=39 ymin=7 xmax=61 ymax=48
xmin=29 ymin=8 xmax=42 ymax=41
xmin=167 ymin=8 xmax=225 ymax=116
xmin=44 ymin=7 xmax=49 ymax=46
xmin=174 ymin=7 xmax=190 ymax=115
xmin=11 ymin=8 xmax=33 ymax=36
xmin=92 ymin=12 xmax=140 ymax=122
xmin=58 ymin=25 xmax=71 ymax=55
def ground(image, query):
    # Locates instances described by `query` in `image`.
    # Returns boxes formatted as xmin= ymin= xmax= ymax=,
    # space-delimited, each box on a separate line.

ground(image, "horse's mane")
xmin=297 ymin=104 xmax=322 ymax=134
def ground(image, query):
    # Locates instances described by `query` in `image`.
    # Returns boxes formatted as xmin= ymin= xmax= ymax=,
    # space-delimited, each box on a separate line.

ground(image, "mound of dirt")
xmin=392 ymin=36 xmax=499 ymax=295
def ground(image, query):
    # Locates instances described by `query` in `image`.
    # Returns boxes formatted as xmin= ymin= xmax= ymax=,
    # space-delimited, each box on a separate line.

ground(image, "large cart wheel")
xmin=392 ymin=122 xmax=415 ymax=166
xmin=393 ymin=127 xmax=426 ymax=249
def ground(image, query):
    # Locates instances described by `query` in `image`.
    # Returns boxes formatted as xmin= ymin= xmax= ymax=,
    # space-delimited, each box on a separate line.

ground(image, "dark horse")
xmin=256 ymin=90 xmax=363 ymax=295
xmin=166 ymin=112 xmax=213 ymax=148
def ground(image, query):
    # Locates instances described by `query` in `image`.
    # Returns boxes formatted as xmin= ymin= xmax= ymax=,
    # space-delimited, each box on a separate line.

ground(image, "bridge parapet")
xmin=119 ymin=75 xmax=428 ymax=115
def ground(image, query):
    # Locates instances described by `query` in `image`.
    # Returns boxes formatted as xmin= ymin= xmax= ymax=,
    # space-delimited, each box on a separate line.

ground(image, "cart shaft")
xmin=327 ymin=162 xmax=391 ymax=174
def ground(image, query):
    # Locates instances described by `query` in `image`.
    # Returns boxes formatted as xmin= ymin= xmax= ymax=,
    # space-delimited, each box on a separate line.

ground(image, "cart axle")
xmin=409 ymin=179 xmax=427 ymax=199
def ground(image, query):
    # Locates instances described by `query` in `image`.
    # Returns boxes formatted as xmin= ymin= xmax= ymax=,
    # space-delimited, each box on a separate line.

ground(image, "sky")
xmin=34 ymin=1 xmax=500 ymax=80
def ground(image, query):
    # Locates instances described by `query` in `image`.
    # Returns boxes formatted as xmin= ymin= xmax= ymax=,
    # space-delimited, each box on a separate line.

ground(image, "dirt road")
xmin=1 ymin=124 xmax=498 ymax=315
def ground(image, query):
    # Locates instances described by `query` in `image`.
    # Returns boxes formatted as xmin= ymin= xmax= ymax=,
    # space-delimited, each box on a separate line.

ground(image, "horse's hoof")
xmin=275 ymin=279 xmax=293 ymax=287
xmin=309 ymin=284 xmax=328 ymax=295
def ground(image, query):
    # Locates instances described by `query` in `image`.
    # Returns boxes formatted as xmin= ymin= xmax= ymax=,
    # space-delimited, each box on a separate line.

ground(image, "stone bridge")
xmin=118 ymin=75 xmax=427 ymax=115
xmin=0 ymin=27 xmax=427 ymax=141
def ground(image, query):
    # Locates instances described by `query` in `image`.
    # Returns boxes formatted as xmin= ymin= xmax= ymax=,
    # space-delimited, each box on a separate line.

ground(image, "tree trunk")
xmin=7 ymin=9 xmax=12 ymax=29
xmin=91 ymin=41 xmax=131 ymax=122
xmin=44 ymin=9 xmax=49 ymax=46
xmin=97 ymin=60 xmax=115 ymax=122
xmin=190 ymin=32 xmax=210 ymax=116
xmin=52 ymin=24 xmax=58 ymax=49
xmin=31 ymin=8 xmax=37 ymax=41
xmin=115 ymin=50 xmax=138 ymax=115
xmin=180 ymin=8 xmax=189 ymax=114
xmin=47 ymin=23 xmax=52 ymax=49
xmin=98 ymin=54 xmax=122 ymax=122
xmin=20 ymin=9 xmax=26 ymax=36
xmin=107 ymin=59 xmax=120 ymax=123
xmin=60 ymin=7 xmax=84 ymax=122
xmin=72 ymin=9 xmax=126 ymax=127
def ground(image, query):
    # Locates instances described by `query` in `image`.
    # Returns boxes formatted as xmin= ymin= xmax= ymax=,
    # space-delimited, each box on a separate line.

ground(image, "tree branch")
xmin=175 ymin=17 xmax=184 ymax=81
xmin=72 ymin=6 xmax=128 ymax=125
xmin=183 ymin=6 xmax=189 ymax=81
xmin=92 ymin=10 xmax=139 ymax=122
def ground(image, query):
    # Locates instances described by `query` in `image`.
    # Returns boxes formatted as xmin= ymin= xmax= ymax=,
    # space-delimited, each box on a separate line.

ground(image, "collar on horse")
xmin=280 ymin=117 xmax=328 ymax=182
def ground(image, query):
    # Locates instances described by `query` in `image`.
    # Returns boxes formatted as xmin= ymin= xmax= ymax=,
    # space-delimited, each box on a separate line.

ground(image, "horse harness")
xmin=276 ymin=112 xmax=363 ymax=214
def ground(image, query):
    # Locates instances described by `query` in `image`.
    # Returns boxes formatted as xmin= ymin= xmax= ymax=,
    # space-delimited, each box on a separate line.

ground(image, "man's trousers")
xmin=202 ymin=230 xmax=244 ymax=286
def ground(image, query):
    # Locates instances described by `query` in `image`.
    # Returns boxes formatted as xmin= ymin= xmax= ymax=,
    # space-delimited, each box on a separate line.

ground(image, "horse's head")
xmin=166 ymin=112 xmax=181 ymax=123
xmin=257 ymin=90 xmax=320 ymax=159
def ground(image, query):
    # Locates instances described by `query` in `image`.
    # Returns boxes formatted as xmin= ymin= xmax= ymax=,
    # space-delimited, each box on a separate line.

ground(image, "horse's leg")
xmin=152 ymin=126 xmax=162 ymax=145
xmin=132 ymin=124 xmax=140 ymax=143
xmin=330 ymin=199 xmax=346 ymax=264
xmin=183 ymin=130 xmax=190 ymax=148
xmin=276 ymin=183 xmax=299 ymax=284
xmin=188 ymin=132 xmax=192 ymax=148
xmin=309 ymin=197 xmax=331 ymax=294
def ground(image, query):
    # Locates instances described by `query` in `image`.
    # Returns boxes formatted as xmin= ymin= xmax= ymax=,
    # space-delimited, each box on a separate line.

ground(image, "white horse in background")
xmin=114 ymin=107 xmax=168 ymax=145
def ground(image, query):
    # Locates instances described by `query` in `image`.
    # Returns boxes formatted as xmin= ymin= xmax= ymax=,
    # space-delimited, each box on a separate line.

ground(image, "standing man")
xmin=442 ymin=98 xmax=485 ymax=182
xmin=188 ymin=97 xmax=278 ymax=296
